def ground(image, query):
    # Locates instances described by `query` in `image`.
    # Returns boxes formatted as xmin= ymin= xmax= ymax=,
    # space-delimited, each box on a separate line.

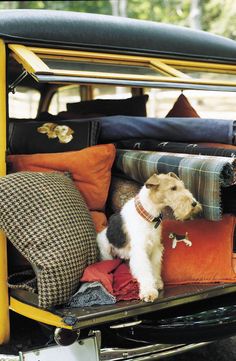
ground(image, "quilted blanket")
xmin=114 ymin=149 xmax=236 ymax=221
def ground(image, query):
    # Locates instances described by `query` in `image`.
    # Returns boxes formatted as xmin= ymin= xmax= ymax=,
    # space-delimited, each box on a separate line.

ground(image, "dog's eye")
xmin=171 ymin=186 xmax=177 ymax=191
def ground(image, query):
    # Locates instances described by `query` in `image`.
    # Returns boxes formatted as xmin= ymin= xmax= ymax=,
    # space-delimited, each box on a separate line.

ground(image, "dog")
xmin=37 ymin=123 xmax=74 ymax=143
xmin=168 ymin=232 xmax=192 ymax=249
xmin=97 ymin=172 xmax=202 ymax=302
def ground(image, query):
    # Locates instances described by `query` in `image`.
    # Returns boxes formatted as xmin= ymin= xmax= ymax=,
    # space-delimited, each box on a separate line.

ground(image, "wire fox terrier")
xmin=97 ymin=173 xmax=202 ymax=302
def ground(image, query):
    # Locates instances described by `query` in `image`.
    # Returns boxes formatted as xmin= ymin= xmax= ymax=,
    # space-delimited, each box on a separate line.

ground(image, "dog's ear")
xmin=145 ymin=173 xmax=160 ymax=189
xmin=168 ymin=172 xmax=180 ymax=180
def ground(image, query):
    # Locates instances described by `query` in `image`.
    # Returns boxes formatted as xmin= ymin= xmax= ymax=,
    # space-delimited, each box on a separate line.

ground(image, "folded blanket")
xmin=80 ymin=259 xmax=139 ymax=302
xmin=80 ymin=258 xmax=121 ymax=294
xmin=114 ymin=149 xmax=236 ymax=221
xmin=116 ymin=139 xmax=236 ymax=158
xmin=113 ymin=263 xmax=139 ymax=301
xmin=68 ymin=281 xmax=116 ymax=307
xmin=99 ymin=116 xmax=236 ymax=145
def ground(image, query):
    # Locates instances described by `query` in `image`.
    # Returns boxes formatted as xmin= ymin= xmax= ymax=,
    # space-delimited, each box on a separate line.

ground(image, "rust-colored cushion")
xmin=162 ymin=215 xmax=236 ymax=285
xmin=90 ymin=211 xmax=108 ymax=233
xmin=7 ymin=144 xmax=116 ymax=211
xmin=166 ymin=94 xmax=200 ymax=118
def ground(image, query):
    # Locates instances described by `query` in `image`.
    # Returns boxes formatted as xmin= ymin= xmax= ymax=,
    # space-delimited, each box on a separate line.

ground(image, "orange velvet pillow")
xmin=162 ymin=215 xmax=236 ymax=285
xmin=7 ymin=144 xmax=116 ymax=212
xmin=166 ymin=94 xmax=200 ymax=118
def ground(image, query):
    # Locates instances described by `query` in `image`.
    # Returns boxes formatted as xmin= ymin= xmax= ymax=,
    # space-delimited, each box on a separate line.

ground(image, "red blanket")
xmin=80 ymin=259 xmax=139 ymax=301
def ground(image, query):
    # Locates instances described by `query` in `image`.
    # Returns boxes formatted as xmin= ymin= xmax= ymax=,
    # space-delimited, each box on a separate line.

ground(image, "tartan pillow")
xmin=0 ymin=171 xmax=98 ymax=309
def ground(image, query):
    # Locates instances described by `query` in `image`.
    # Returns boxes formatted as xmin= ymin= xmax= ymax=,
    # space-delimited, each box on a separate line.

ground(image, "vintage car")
xmin=1 ymin=9 xmax=236 ymax=361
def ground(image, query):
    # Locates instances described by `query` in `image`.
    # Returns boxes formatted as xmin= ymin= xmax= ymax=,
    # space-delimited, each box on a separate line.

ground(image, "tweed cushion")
xmin=108 ymin=176 xmax=140 ymax=213
xmin=0 ymin=171 xmax=98 ymax=309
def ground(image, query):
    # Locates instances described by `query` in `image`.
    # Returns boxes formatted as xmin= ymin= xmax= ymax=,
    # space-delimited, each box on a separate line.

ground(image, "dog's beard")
xmin=173 ymin=203 xmax=202 ymax=221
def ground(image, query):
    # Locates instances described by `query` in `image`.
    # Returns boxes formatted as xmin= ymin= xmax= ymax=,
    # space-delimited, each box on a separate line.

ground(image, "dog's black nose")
xmin=192 ymin=201 xmax=197 ymax=207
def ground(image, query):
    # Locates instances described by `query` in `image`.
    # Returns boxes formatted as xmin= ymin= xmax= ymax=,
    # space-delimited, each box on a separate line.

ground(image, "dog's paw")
xmin=139 ymin=288 xmax=159 ymax=302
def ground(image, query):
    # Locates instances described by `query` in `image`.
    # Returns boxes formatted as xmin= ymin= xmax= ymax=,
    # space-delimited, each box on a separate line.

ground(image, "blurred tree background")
xmin=0 ymin=0 xmax=235 ymax=39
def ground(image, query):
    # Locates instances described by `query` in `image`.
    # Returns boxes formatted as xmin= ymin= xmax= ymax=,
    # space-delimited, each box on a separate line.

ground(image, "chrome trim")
xmin=100 ymin=342 xmax=211 ymax=361
xmin=110 ymin=321 xmax=142 ymax=329
xmin=0 ymin=355 xmax=19 ymax=361
xmin=35 ymin=75 xmax=236 ymax=92
xmin=0 ymin=342 xmax=211 ymax=361
xmin=89 ymin=330 xmax=101 ymax=356
xmin=54 ymin=327 xmax=80 ymax=346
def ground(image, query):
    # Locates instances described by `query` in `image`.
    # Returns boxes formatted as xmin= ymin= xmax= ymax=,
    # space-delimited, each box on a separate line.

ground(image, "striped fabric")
xmin=135 ymin=195 xmax=157 ymax=222
xmin=114 ymin=149 xmax=236 ymax=221
xmin=134 ymin=196 xmax=163 ymax=228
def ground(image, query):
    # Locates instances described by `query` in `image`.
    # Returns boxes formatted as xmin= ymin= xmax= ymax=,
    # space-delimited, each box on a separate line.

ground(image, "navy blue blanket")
xmin=98 ymin=116 xmax=236 ymax=145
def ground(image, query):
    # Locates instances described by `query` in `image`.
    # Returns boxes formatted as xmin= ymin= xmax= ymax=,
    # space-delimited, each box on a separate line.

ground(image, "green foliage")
xmin=127 ymin=0 xmax=190 ymax=25
xmin=207 ymin=0 xmax=236 ymax=39
xmin=0 ymin=1 xmax=112 ymax=12
xmin=42 ymin=1 xmax=112 ymax=14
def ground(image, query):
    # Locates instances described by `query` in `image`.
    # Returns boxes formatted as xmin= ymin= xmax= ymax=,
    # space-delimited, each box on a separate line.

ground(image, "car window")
xmin=93 ymin=85 xmax=131 ymax=99
xmin=146 ymin=88 xmax=236 ymax=119
xmin=9 ymin=86 xmax=40 ymax=119
xmin=48 ymin=85 xmax=81 ymax=114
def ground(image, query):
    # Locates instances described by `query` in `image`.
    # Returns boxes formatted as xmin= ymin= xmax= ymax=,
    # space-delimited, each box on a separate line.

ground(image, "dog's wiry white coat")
xmin=97 ymin=173 xmax=202 ymax=302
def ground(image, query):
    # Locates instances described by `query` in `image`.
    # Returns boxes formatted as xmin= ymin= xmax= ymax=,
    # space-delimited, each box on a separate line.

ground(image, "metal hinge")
xmin=8 ymin=70 xmax=28 ymax=94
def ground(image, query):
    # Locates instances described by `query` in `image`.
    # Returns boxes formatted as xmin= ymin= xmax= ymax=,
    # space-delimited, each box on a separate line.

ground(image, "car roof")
xmin=1 ymin=9 xmax=236 ymax=64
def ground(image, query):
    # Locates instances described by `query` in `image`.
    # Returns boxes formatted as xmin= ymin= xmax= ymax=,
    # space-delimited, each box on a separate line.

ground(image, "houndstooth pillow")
xmin=0 ymin=171 xmax=98 ymax=309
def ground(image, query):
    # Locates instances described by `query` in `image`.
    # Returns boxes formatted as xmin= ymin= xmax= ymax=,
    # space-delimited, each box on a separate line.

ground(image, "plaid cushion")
xmin=114 ymin=149 xmax=236 ymax=221
xmin=0 ymin=171 xmax=98 ymax=309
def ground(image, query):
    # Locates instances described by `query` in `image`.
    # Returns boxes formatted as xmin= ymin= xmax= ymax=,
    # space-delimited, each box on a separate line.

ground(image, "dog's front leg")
xmin=129 ymin=245 xmax=159 ymax=302
xmin=150 ymin=246 xmax=164 ymax=291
